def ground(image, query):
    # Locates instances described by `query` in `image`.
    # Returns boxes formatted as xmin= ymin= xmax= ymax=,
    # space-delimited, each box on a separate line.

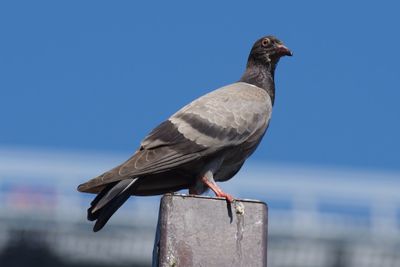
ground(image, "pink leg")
xmin=201 ymin=176 xmax=234 ymax=203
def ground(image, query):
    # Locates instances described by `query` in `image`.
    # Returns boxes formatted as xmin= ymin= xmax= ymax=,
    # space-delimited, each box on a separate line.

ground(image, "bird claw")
xmin=201 ymin=176 xmax=235 ymax=203
xmin=216 ymin=192 xmax=234 ymax=203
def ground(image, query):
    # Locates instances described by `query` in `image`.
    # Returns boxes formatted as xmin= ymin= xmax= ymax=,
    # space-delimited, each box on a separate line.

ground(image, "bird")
xmin=77 ymin=35 xmax=292 ymax=232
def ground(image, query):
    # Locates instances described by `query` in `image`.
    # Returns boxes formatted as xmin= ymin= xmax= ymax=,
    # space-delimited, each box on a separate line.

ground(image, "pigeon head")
xmin=240 ymin=36 xmax=291 ymax=105
xmin=248 ymin=36 xmax=292 ymax=66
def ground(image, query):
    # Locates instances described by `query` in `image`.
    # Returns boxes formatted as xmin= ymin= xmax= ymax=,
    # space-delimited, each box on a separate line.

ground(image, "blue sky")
xmin=0 ymin=1 xmax=399 ymax=171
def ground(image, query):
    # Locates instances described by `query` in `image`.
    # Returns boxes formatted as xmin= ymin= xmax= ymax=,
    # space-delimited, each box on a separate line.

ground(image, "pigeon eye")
xmin=261 ymin=38 xmax=270 ymax=47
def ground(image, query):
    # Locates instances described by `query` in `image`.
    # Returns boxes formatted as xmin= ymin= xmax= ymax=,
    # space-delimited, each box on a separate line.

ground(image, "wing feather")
xmin=77 ymin=82 xmax=272 ymax=193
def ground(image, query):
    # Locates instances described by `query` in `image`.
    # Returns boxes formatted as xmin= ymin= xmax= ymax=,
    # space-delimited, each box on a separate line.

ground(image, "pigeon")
xmin=77 ymin=36 xmax=292 ymax=232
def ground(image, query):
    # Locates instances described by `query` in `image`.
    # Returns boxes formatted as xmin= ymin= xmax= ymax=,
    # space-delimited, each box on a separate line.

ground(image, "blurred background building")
xmin=1 ymin=147 xmax=399 ymax=267
xmin=1 ymin=1 xmax=400 ymax=266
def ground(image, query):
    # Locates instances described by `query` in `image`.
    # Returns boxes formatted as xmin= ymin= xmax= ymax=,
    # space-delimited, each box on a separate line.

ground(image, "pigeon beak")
xmin=276 ymin=44 xmax=293 ymax=56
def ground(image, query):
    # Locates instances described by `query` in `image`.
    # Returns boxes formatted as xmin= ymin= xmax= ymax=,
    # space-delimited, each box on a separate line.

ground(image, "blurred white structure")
xmin=0 ymin=147 xmax=399 ymax=267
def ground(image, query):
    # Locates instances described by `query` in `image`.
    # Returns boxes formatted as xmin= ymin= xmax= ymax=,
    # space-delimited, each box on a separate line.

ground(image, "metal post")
xmin=153 ymin=194 xmax=268 ymax=267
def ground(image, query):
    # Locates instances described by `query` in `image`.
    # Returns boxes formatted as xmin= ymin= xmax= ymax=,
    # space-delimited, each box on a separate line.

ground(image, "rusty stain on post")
xmin=153 ymin=194 xmax=268 ymax=267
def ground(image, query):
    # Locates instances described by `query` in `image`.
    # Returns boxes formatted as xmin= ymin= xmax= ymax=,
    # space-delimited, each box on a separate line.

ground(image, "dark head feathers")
xmin=248 ymin=35 xmax=292 ymax=66
xmin=240 ymin=36 xmax=292 ymax=105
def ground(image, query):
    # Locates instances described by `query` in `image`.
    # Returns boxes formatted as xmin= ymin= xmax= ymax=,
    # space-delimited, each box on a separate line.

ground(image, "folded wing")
xmin=77 ymin=82 xmax=272 ymax=193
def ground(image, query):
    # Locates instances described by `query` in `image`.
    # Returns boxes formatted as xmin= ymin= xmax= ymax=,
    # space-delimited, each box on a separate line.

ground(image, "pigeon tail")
xmin=87 ymin=178 xmax=138 ymax=232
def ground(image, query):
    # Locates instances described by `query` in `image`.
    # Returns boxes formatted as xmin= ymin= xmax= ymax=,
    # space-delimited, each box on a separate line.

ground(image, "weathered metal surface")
xmin=153 ymin=194 xmax=268 ymax=267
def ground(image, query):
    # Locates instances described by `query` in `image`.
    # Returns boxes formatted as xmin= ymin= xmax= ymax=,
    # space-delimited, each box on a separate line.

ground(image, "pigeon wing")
xmin=77 ymin=82 xmax=272 ymax=193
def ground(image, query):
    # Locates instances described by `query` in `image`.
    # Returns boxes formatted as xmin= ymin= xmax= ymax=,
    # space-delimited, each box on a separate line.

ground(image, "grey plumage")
xmin=78 ymin=35 xmax=292 ymax=231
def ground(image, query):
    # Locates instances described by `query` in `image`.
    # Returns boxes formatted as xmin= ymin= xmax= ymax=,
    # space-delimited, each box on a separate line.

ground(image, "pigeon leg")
xmin=201 ymin=176 xmax=234 ymax=203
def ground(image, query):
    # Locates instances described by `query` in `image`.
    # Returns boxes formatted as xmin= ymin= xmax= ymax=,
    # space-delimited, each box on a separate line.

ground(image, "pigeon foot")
xmin=201 ymin=176 xmax=235 ymax=203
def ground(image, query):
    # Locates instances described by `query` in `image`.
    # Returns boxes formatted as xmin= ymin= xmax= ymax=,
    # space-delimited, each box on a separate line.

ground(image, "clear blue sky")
xmin=0 ymin=1 xmax=399 ymax=171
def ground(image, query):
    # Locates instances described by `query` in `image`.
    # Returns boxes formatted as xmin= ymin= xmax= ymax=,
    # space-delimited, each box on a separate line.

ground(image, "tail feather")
xmin=93 ymin=190 xmax=132 ymax=232
xmin=87 ymin=178 xmax=138 ymax=231
xmin=87 ymin=182 xmax=117 ymax=221
xmin=91 ymin=178 xmax=137 ymax=213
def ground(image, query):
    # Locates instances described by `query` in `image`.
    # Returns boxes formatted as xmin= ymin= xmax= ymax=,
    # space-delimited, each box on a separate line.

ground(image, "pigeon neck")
xmin=240 ymin=59 xmax=276 ymax=105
